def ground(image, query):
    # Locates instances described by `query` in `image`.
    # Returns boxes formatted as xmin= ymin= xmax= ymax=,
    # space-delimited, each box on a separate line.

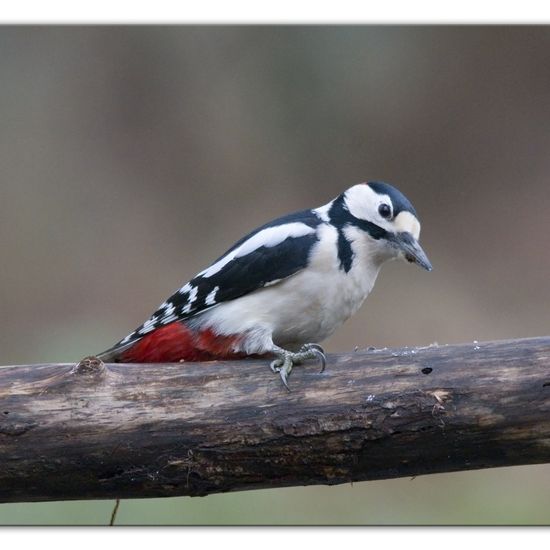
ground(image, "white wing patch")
xmin=139 ymin=316 xmax=159 ymax=335
xmin=178 ymin=283 xmax=192 ymax=294
xmin=205 ymin=286 xmax=220 ymax=306
xmin=181 ymin=302 xmax=193 ymax=314
xmin=159 ymin=302 xmax=178 ymax=324
xmin=198 ymin=222 xmax=316 ymax=278
xmin=160 ymin=313 xmax=178 ymax=325
xmin=120 ymin=333 xmax=133 ymax=345
xmin=263 ymin=278 xmax=282 ymax=287
xmin=188 ymin=285 xmax=198 ymax=304
xmin=163 ymin=302 xmax=175 ymax=316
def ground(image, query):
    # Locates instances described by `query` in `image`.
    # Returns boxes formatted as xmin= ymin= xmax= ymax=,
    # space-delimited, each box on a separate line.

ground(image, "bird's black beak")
xmin=392 ymin=232 xmax=433 ymax=272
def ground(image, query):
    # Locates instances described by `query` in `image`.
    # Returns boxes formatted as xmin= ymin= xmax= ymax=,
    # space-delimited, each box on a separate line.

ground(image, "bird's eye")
xmin=378 ymin=203 xmax=392 ymax=219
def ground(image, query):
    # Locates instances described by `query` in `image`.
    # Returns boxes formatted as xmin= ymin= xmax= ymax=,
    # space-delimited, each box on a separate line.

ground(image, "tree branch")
xmin=1 ymin=337 xmax=550 ymax=503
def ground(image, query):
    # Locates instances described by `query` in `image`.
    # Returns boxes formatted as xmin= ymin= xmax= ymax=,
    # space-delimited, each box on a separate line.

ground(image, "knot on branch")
xmin=71 ymin=356 xmax=106 ymax=378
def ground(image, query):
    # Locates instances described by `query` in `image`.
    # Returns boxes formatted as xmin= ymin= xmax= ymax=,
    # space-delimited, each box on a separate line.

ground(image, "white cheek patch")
xmin=394 ymin=211 xmax=421 ymax=239
xmin=344 ymin=184 xmax=390 ymax=222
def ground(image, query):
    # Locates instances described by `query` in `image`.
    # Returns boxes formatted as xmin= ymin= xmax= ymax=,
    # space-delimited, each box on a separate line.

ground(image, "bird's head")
xmin=339 ymin=181 xmax=432 ymax=271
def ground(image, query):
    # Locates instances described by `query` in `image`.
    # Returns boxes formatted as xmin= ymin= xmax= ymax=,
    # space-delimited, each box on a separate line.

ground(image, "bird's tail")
xmin=96 ymin=339 xmax=136 ymax=363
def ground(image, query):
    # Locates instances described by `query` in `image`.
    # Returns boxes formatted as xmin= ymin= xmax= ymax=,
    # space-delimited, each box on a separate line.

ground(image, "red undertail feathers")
xmin=117 ymin=321 xmax=246 ymax=363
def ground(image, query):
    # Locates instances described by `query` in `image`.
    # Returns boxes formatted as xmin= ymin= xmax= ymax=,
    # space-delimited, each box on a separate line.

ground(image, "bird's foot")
xmin=270 ymin=343 xmax=326 ymax=390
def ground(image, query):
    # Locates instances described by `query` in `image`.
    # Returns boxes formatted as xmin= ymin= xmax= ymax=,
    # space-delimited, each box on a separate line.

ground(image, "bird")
xmin=97 ymin=181 xmax=432 ymax=389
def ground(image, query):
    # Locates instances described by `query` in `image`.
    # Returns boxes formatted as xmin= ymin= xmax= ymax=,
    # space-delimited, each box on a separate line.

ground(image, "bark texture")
xmin=1 ymin=337 xmax=550 ymax=503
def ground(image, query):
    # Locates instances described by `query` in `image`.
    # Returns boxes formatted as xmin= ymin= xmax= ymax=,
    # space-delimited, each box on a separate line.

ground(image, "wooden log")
xmin=1 ymin=337 xmax=550 ymax=503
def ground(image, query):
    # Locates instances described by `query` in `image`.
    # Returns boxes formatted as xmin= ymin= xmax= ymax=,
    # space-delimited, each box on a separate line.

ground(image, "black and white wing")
xmin=103 ymin=209 xmax=323 ymax=353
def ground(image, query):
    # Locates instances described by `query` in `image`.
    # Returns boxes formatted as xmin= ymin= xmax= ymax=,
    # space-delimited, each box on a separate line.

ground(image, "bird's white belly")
xmin=269 ymin=264 xmax=378 ymax=346
xmin=195 ymin=224 xmax=382 ymax=353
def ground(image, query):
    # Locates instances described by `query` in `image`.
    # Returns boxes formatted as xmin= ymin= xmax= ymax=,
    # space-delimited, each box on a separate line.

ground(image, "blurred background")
xmin=1 ymin=25 xmax=550 ymax=525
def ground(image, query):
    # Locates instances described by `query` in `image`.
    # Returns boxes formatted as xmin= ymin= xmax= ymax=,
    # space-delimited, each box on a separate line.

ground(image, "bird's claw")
xmin=270 ymin=357 xmax=282 ymax=373
xmin=279 ymin=368 xmax=290 ymax=391
xmin=270 ymin=354 xmax=294 ymax=391
xmin=302 ymin=343 xmax=326 ymax=373
xmin=269 ymin=343 xmax=326 ymax=389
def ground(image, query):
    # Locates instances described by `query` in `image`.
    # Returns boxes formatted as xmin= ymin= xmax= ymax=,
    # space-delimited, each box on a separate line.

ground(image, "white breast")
xmin=193 ymin=224 xmax=383 ymax=354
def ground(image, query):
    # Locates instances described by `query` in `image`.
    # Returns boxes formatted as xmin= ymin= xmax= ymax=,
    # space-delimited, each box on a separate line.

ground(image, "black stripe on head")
xmin=329 ymin=192 xmax=396 ymax=273
xmin=329 ymin=194 xmax=388 ymax=238
xmin=367 ymin=181 xmax=418 ymax=218
xmin=328 ymin=195 xmax=387 ymax=272
xmin=328 ymin=196 xmax=353 ymax=272
xmin=335 ymin=228 xmax=353 ymax=272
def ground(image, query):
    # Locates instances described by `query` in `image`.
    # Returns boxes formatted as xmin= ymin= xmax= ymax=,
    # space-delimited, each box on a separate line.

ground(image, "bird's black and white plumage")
xmin=98 ymin=181 xmax=431 ymax=388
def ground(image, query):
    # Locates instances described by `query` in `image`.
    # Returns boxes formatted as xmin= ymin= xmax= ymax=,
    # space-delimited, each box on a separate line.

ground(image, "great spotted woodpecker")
xmin=98 ymin=181 xmax=431 ymax=389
